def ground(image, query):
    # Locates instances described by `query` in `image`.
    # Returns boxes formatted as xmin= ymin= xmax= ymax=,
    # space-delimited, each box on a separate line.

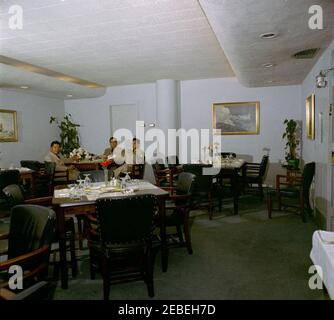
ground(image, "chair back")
xmin=131 ymin=164 xmax=145 ymax=179
xmin=3 ymin=184 xmax=25 ymax=206
xmin=20 ymin=160 xmax=44 ymax=172
xmin=44 ymin=162 xmax=56 ymax=176
xmin=166 ymin=155 xmax=179 ymax=166
xmin=302 ymin=162 xmax=315 ymax=195
xmin=79 ymin=170 xmax=105 ymax=182
xmin=259 ymin=155 xmax=269 ymax=178
xmin=176 ymin=172 xmax=196 ymax=195
xmin=96 ymin=195 xmax=156 ymax=244
xmin=182 ymin=164 xmax=213 ymax=193
xmin=7 ymin=204 xmax=56 ymax=260
xmin=220 ymin=152 xmax=236 ymax=158
xmin=0 ymin=170 xmax=20 ymax=198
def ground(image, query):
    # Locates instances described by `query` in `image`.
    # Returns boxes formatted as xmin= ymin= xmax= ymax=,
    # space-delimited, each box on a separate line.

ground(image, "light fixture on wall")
xmin=316 ymin=67 xmax=334 ymax=88
xmin=138 ymin=123 xmax=156 ymax=127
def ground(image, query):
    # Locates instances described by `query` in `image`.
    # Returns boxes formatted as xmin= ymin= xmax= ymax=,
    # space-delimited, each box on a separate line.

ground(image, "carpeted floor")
xmin=0 ymin=195 xmax=329 ymax=300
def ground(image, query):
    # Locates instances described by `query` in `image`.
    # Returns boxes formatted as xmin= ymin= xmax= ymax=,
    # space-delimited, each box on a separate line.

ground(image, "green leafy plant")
xmin=282 ymin=119 xmax=300 ymax=161
xmin=49 ymin=113 xmax=80 ymax=156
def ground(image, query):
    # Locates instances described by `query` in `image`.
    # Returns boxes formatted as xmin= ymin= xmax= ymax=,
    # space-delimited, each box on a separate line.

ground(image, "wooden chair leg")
xmin=101 ymin=256 xmax=110 ymax=300
xmin=300 ymin=195 xmax=306 ymax=223
xmin=69 ymin=234 xmax=78 ymax=278
xmin=89 ymin=249 xmax=96 ymax=280
xmin=267 ymin=193 xmax=272 ymax=219
xmin=176 ymin=224 xmax=184 ymax=244
xmin=259 ymin=182 xmax=264 ymax=200
xmin=145 ymin=246 xmax=154 ymax=298
xmin=183 ymin=212 xmax=193 ymax=254
xmin=278 ymin=193 xmax=282 ymax=211
xmin=76 ymin=215 xmax=84 ymax=250
xmin=208 ymin=192 xmax=213 ymax=220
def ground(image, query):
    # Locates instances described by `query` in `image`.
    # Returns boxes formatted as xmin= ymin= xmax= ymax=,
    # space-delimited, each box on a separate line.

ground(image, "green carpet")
xmin=50 ymin=196 xmax=329 ymax=300
xmin=0 ymin=195 xmax=329 ymax=300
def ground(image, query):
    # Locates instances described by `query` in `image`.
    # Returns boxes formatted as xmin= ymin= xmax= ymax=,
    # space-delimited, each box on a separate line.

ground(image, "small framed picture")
xmin=0 ymin=109 xmax=18 ymax=142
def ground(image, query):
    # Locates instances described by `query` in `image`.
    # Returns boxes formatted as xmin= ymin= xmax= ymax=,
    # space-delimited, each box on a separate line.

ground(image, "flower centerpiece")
xmin=101 ymin=159 xmax=112 ymax=186
xmin=69 ymin=147 xmax=93 ymax=161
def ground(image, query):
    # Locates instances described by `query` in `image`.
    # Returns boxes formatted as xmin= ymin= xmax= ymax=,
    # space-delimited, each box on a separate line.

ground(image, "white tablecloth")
xmin=310 ymin=230 xmax=334 ymax=299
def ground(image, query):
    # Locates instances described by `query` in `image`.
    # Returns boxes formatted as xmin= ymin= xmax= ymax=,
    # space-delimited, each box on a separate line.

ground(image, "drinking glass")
xmin=83 ymin=174 xmax=92 ymax=188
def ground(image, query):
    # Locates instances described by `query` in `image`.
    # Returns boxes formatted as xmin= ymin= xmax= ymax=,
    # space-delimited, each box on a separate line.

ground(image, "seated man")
xmin=103 ymin=137 xmax=118 ymax=160
xmin=113 ymin=137 xmax=145 ymax=178
xmin=44 ymin=141 xmax=78 ymax=181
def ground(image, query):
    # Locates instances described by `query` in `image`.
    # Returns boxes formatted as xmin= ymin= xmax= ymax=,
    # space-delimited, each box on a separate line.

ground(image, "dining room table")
xmin=52 ymin=180 xmax=169 ymax=289
xmin=65 ymin=159 xmax=103 ymax=171
xmin=213 ymin=157 xmax=246 ymax=215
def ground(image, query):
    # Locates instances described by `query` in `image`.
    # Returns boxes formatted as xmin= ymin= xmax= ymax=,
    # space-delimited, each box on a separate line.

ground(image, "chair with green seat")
xmin=0 ymin=170 xmax=20 ymax=217
xmin=183 ymin=164 xmax=221 ymax=219
xmin=244 ymin=155 xmax=269 ymax=199
xmin=2 ymin=184 xmax=78 ymax=278
xmin=0 ymin=205 xmax=56 ymax=291
xmin=164 ymin=172 xmax=196 ymax=254
xmin=276 ymin=162 xmax=315 ymax=222
xmin=86 ymin=195 xmax=158 ymax=300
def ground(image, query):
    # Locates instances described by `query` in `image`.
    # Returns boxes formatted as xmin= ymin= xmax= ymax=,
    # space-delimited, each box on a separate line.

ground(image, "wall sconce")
xmin=138 ymin=123 xmax=156 ymax=127
xmin=316 ymin=67 xmax=334 ymax=88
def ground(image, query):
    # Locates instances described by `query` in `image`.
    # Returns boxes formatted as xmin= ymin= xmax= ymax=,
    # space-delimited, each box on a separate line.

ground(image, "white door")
xmin=110 ymin=104 xmax=138 ymax=137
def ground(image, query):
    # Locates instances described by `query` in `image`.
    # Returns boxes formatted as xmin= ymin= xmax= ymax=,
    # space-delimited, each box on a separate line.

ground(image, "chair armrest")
xmin=169 ymin=193 xmax=191 ymax=201
xmin=0 ymin=288 xmax=16 ymax=300
xmin=0 ymin=245 xmax=49 ymax=271
xmin=0 ymin=233 xmax=9 ymax=241
xmin=276 ymin=174 xmax=301 ymax=190
xmin=24 ymin=196 xmax=53 ymax=206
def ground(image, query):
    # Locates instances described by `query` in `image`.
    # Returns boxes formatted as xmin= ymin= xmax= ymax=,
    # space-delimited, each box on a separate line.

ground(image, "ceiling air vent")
xmin=293 ymin=48 xmax=320 ymax=59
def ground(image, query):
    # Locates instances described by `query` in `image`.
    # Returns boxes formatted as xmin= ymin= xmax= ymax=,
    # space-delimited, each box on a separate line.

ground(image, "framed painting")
xmin=212 ymin=101 xmax=260 ymax=135
xmin=0 ymin=109 xmax=18 ymax=142
xmin=306 ymin=94 xmax=315 ymax=140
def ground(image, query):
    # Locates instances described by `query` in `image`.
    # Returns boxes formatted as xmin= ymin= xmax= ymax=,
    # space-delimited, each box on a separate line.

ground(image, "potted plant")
xmin=50 ymin=113 xmax=80 ymax=157
xmin=282 ymin=119 xmax=300 ymax=169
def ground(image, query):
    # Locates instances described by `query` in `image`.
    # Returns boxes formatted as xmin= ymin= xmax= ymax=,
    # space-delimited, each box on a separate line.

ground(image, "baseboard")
xmin=314 ymin=207 xmax=327 ymax=230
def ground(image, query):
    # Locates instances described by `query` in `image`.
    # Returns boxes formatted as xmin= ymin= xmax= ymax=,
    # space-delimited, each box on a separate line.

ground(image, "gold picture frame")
xmin=306 ymin=94 xmax=315 ymax=140
xmin=0 ymin=109 xmax=18 ymax=142
xmin=212 ymin=101 xmax=260 ymax=135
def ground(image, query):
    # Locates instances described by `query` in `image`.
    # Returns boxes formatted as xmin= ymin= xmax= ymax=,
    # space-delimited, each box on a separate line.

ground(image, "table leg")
xmin=267 ymin=193 xmax=272 ymax=219
xmin=30 ymin=173 xmax=36 ymax=197
xmin=56 ymin=206 xmax=68 ymax=289
xmin=159 ymin=198 xmax=168 ymax=272
xmin=231 ymin=169 xmax=239 ymax=215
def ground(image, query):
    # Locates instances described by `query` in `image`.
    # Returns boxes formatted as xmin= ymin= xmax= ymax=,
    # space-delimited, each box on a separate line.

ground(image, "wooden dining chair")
xmin=86 ymin=195 xmax=158 ymax=300
xmin=0 ymin=205 xmax=56 ymax=291
xmin=2 ymin=184 xmax=78 ymax=278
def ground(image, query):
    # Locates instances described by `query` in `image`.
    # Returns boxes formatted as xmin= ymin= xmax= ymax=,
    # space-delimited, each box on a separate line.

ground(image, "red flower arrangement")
xmin=101 ymin=159 xmax=112 ymax=168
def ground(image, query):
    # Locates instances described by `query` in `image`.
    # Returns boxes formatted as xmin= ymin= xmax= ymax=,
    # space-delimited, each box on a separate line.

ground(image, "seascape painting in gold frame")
xmin=212 ymin=101 xmax=260 ymax=135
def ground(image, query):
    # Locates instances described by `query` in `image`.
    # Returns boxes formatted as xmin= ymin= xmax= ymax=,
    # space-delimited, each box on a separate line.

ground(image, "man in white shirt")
xmin=113 ymin=138 xmax=145 ymax=178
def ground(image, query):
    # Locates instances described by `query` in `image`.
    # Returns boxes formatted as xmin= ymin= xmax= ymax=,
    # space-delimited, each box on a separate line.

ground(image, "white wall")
xmin=0 ymin=89 xmax=64 ymax=167
xmin=181 ymin=78 xmax=301 ymax=163
xmin=65 ymin=83 xmax=156 ymax=155
xmin=301 ymin=39 xmax=334 ymax=229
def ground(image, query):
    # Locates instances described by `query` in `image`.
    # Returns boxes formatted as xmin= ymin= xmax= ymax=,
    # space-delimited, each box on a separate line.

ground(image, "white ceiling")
xmin=199 ymin=0 xmax=334 ymax=87
xmin=0 ymin=0 xmax=334 ymax=98
xmin=0 ymin=0 xmax=233 ymax=98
